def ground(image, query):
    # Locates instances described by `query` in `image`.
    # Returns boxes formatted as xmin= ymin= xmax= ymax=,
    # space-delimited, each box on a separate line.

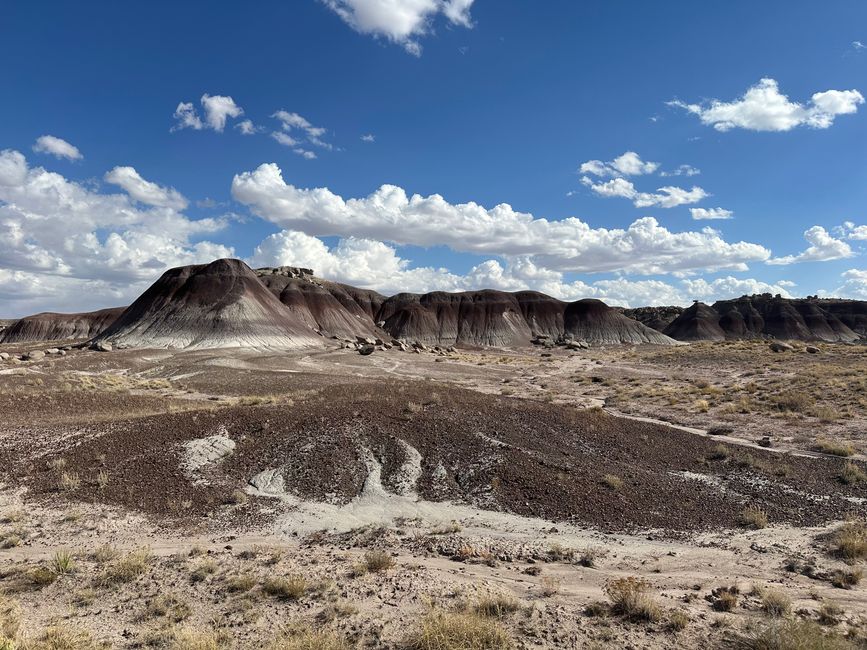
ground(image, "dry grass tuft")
xmin=262 ymin=575 xmax=308 ymax=601
xmin=96 ymin=548 xmax=151 ymax=586
xmin=473 ymin=594 xmax=521 ymax=619
xmin=838 ymin=462 xmax=867 ymax=485
xmin=600 ymin=474 xmax=623 ymax=491
xmin=760 ymin=589 xmax=791 ymax=618
xmin=364 ymin=550 xmax=395 ymax=573
xmin=738 ymin=619 xmax=855 ymax=650
xmin=827 ymin=520 xmax=867 ymax=561
xmin=406 ymin=611 xmax=514 ymax=650
xmin=604 ymin=577 xmax=662 ymax=622
xmin=52 ymin=550 xmax=76 ymax=575
xmin=739 ymin=506 xmax=769 ymax=529
xmin=27 ymin=624 xmax=98 ymax=650
xmin=814 ymin=438 xmax=855 ymax=457
xmin=668 ymin=609 xmax=689 ymax=631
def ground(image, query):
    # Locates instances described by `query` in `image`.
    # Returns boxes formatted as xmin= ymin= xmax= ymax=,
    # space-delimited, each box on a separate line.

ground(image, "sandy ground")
xmin=0 ymin=339 xmax=865 ymax=648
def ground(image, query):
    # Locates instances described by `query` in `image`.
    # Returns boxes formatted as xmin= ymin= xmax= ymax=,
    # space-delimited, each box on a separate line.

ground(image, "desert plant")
xmin=539 ymin=576 xmax=561 ymax=597
xmin=58 ymin=471 xmax=81 ymax=492
xmin=817 ymin=602 xmax=844 ymax=625
xmin=740 ymin=506 xmax=769 ymax=529
xmin=604 ymin=577 xmax=662 ymax=622
xmin=738 ymin=619 xmax=855 ymax=650
xmin=170 ymin=627 xmax=225 ymax=650
xmin=267 ymin=626 xmax=349 ymax=650
xmin=827 ymin=520 xmax=867 ymax=561
xmin=473 ymin=593 xmax=521 ymax=618
xmin=814 ymin=438 xmax=855 ymax=457
xmin=29 ymin=624 xmax=96 ymax=650
xmin=712 ymin=586 xmax=739 ymax=612
xmin=52 ymin=550 xmax=76 ymax=575
xmin=262 ymin=575 xmax=308 ymax=601
xmin=97 ymin=548 xmax=151 ymax=585
xmin=406 ymin=611 xmax=514 ymax=650
xmin=707 ymin=444 xmax=731 ymax=461
xmin=225 ymin=574 xmax=256 ymax=593
xmin=145 ymin=593 xmax=191 ymax=623
xmin=829 ymin=568 xmax=862 ymax=589
xmin=364 ymin=550 xmax=394 ymax=573
xmin=601 ymin=474 xmax=623 ymax=491
xmin=838 ymin=462 xmax=867 ymax=485
xmin=761 ymin=589 xmax=791 ymax=618
xmin=0 ymin=596 xmax=20 ymax=639
xmin=668 ymin=609 xmax=689 ymax=631
xmin=189 ymin=559 xmax=218 ymax=583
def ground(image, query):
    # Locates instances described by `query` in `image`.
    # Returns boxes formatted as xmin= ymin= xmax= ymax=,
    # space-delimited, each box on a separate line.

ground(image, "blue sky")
xmin=1 ymin=0 xmax=866 ymax=316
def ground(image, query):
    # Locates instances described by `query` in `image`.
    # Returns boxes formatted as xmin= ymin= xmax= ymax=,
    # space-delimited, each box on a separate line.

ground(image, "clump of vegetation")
xmin=28 ymin=565 xmax=58 ymax=588
xmin=817 ymin=602 xmax=844 ymax=626
xmin=547 ymin=542 xmax=574 ymax=562
xmin=739 ymin=619 xmax=855 ymax=650
xmin=827 ymin=520 xmax=867 ymax=561
xmin=771 ymin=391 xmax=814 ymax=413
xmin=406 ymin=611 xmax=514 ymax=650
xmin=431 ymin=522 xmax=462 ymax=535
xmin=604 ymin=577 xmax=662 ymax=622
xmin=170 ymin=627 xmax=227 ymax=650
xmin=267 ymin=626 xmax=350 ymax=650
xmin=829 ymin=568 xmax=862 ymax=589
xmin=584 ymin=601 xmax=608 ymax=617
xmin=694 ymin=399 xmax=710 ymax=413
xmin=668 ymin=609 xmax=689 ymax=631
xmin=473 ymin=593 xmax=521 ymax=618
xmin=711 ymin=586 xmax=739 ymax=612
xmin=814 ymin=438 xmax=855 ymax=457
xmin=262 ymin=575 xmax=308 ymax=601
xmin=578 ymin=548 xmax=602 ymax=568
xmin=58 ymin=471 xmax=81 ymax=492
xmin=28 ymin=624 xmax=97 ymax=650
xmin=739 ymin=506 xmax=769 ymax=529
xmin=601 ymin=474 xmax=623 ymax=491
xmin=145 ymin=593 xmax=191 ymax=623
xmin=225 ymin=574 xmax=256 ymax=593
xmin=761 ymin=589 xmax=791 ymax=618
xmin=364 ymin=550 xmax=395 ymax=573
xmin=52 ymin=550 xmax=76 ymax=575
xmin=0 ymin=596 xmax=20 ymax=640
xmin=97 ymin=548 xmax=152 ymax=585
xmin=539 ymin=576 xmax=561 ymax=597
xmin=707 ymin=444 xmax=731 ymax=461
xmin=189 ymin=559 xmax=218 ymax=583
xmin=838 ymin=462 xmax=867 ymax=485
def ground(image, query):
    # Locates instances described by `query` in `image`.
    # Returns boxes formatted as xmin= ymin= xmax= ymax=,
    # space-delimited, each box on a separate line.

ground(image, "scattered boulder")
xmin=45 ymin=348 xmax=61 ymax=355
xmin=356 ymin=336 xmax=376 ymax=345
xmin=769 ymin=341 xmax=793 ymax=353
xmin=24 ymin=350 xmax=45 ymax=361
xmin=90 ymin=341 xmax=113 ymax=352
xmin=0 ymin=352 xmax=9 ymax=361
xmin=805 ymin=345 xmax=820 ymax=354
xmin=358 ymin=343 xmax=375 ymax=356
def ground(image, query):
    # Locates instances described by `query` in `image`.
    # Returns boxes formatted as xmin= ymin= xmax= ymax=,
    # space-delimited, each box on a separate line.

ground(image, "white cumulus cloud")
xmin=232 ymin=162 xmax=770 ymax=275
xmin=580 ymin=176 xmax=709 ymax=208
xmin=669 ymin=78 xmax=864 ymax=132
xmin=321 ymin=0 xmax=476 ymax=55
xmin=579 ymin=151 xmax=659 ymax=177
xmin=104 ymin=166 xmax=189 ymax=210
xmin=172 ymin=94 xmax=244 ymax=132
xmin=767 ymin=226 xmax=853 ymax=265
xmin=32 ymin=135 xmax=83 ymax=161
xmin=690 ymin=207 xmax=733 ymax=220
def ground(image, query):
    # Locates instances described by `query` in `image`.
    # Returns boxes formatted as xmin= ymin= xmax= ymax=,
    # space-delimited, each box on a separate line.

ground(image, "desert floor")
xmin=0 ymin=340 xmax=865 ymax=649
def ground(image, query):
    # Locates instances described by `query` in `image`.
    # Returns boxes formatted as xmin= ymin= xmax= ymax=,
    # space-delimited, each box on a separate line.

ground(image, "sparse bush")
xmin=225 ymin=574 xmax=256 ymax=593
xmin=817 ymin=602 xmax=844 ymax=625
xmin=268 ymin=626 xmax=350 ymax=650
xmin=584 ymin=601 xmax=608 ymax=617
xmin=145 ymin=593 xmax=191 ymax=622
xmin=829 ymin=568 xmax=862 ymax=589
xmin=761 ymin=589 xmax=791 ymax=617
xmin=28 ymin=565 xmax=58 ymax=587
xmin=547 ymin=542 xmax=573 ymax=561
xmin=52 ymin=550 xmax=76 ymax=575
xmin=97 ymin=548 xmax=151 ymax=585
xmin=814 ymin=439 xmax=855 ymax=458
xmin=170 ymin=627 xmax=225 ymax=650
xmin=473 ymin=593 xmax=521 ymax=618
xmin=740 ymin=506 xmax=769 ymax=529
xmin=668 ymin=609 xmax=689 ymax=631
xmin=364 ymin=550 xmax=394 ymax=573
xmin=739 ymin=619 xmax=855 ymax=650
xmin=28 ymin=624 xmax=96 ymax=650
xmin=262 ymin=575 xmax=308 ymax=601
xmin=189 ymin=559 xmax=218 ymax=583
xmin=58 ymin=471 xmax=81 ymax=492
xmin=91 ymin=544 xmax=118 ymax=563
xmin=772 ymin=391 xmax=814 ymax=413
xmin=712 ymin=586 xmax=739 ymax=612
xmin=406 ymin=611 xmax=514 ymax=650
xmin=601 ymin=474 xmax=623 ymax=491
xmin=225 ymin=489 xmax=249 ymax=505
xmin=827 ymin=520 xmax=867 ymax=561
xmin=707 ymin=444 xmax=731 ymax=461
xmin=578 ymin=548 xmax=602 ymax=568
xmin=431 ymin=522 xmax=462 ymax=535
xmin=95 ymin=470 xmax=109 ymax=490
xmin=0 ymin=596 xmax=20 ymax=639
xmin=539 ymin=576 xmax=561 ymax=597
xmin=838 ymin=462 xmax=867 ymax=485
xmin=604 ymin=577 xmax=662 ymax=622
xmin=694 ymin=399 xmax=710 ymax=413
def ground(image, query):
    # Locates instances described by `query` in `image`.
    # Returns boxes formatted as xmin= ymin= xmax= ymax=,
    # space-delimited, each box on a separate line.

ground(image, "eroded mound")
xmin=564 ymin=299 xmax=679 ymax=345
xmin=10 ymin=381 xmax=862 ymax=532
xmin=92 ymin=259 xmax=322 ymax=350
xmin=0 ymin=307 xmax=125 ymax=344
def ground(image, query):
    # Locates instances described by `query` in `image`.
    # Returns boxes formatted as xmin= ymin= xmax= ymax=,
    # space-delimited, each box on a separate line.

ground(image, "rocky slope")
xmin=92 ymin=259 xmax=322 ymax=350
xmin=564 ymin=299 xmax=679 ymax=345
xmin=662 ymin=295 xmax=860 ymax=342
xmin=0 ymin=307 xmax=125 ymax=344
